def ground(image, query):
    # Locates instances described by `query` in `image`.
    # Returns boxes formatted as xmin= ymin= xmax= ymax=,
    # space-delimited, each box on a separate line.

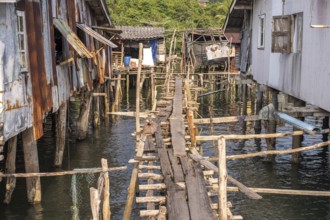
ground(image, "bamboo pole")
xmin=101 ymin=159 xmax=110 ymax=220
xmin=136 ymin=43 xmax=143 ymax=143
xmin=193 ymin=115 xmax=259 ymax=125
xmin=123 ymin=162 xmax=140 ymax=220
xmin=207 ymin=186 xmax=330 ymax=197
xmin=196 ymin=131 xmax=305 ymax=141
xmin=218 ymin=137 xmax=227 ymax=220
xmin=0 ymin=166 xmax=127 ymax=178
xmin=226 ymin=140 xmax=330 ymax=160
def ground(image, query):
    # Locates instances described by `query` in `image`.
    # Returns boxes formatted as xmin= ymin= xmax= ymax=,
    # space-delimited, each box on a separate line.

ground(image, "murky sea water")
xmin=0 ymin=82 xmax=329 ymax=220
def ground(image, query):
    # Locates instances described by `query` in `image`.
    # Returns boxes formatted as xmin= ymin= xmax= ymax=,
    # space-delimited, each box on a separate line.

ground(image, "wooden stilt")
xmin=266 ymin=89 xmax=278 ymax=161
xmin=101 ymin=159 xmax=111 ymax=220
xmin=22 ymin=128 xmax=41 ymax=204
xmin=218 ymin=137 xmax=227 ymax=220
xmin=54 ymin=101 xmax=67 ymax=167
xmin=254 ymin=85 xmax=263 ymax=148
xmin=93 ymin=91 xmax=100 ymax=128
xmin=136 ymin=43 xmax=143 ymax=142
xmin=4 ymin=136 xmax=17 ymax=204
xmin=292 ymin=98 xmax=305 ymax=164
xmin=76 ymin=92 xmax=92 ymax=141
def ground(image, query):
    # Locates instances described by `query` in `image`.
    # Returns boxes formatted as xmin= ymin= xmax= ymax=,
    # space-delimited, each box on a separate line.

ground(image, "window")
xmin=258 ymin=14 xmax=265 ymax=49
xmin=272 ymin=16 xmax=292 ymax=53
xmin=16 ymin=11 xmax=28 ymax=71
xmin=272 ymin=13 xmax=303 ymax=53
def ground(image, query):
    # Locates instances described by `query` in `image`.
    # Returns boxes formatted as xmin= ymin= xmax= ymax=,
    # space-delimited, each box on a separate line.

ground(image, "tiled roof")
xmin=116 ymin=26 xmax=165 ymax=40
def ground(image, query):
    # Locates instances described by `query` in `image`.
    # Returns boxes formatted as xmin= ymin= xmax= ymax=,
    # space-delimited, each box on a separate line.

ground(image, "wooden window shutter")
xmin=272 ymin=16 xmax=292 ymax=53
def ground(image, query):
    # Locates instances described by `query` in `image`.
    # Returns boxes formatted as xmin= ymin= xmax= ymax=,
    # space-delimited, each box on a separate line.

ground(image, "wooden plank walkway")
xmin=135 ymin=76 xmax=216 ymax=219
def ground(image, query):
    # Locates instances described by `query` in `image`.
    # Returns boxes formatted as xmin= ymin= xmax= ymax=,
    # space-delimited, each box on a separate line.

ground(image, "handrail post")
xmin=218 ymin=136 xmax=227 ymax=220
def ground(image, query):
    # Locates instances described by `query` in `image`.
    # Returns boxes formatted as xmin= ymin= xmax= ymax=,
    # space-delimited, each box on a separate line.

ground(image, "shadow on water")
xmin=0 ymin=80 xmax=329 ymax=220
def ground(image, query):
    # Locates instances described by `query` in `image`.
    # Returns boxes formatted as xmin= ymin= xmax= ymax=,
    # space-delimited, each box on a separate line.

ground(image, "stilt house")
xmin=0 ymin=0 xmax=116 ymax=174
xmin=224 ymin=0 xmax=330 ymax=112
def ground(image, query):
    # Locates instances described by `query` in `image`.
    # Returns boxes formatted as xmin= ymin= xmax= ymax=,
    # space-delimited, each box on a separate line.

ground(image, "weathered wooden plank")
xmin=170 ymin=118 xmax=186 ymax=156
xmin=165 ymin=177 xmax=190 ymax=220
xmin=167 ymin=149 xmax=184 ymax=183
xmin=181 ymin=156 xmax=214 ymax=220
xmin=144 ymin=135 xmax=155 ymax=152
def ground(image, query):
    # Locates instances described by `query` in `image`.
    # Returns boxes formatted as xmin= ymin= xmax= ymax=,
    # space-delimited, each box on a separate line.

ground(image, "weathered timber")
xmin=123 ymin=163 xmax=140 ymax=220
xmin=54 ymin=101 xmax=67 ymax=167
xmin=139 ymin=183 xmax=167 ymax=190
xmin=136 ymin=43 xmax=143 ymax=139
xmin=193 ymin=115 xmax=259 ymax=125
xmin=145 ymin=135 xmax=155 ymax=152
xmin=167 ymin=149 xmax=185 ymax=183
xmin=170 ymin=77 xmax=186 ymax=156
xmin=0 ymin=166 xmax=127 ymax=178
xmin=189 ymin=149 xmax=262 ymax=200
xmin=181 ymin=156 xmax=214 ymax=220
xmin=22 ymin=128 xmax=41 ymax=204
xmin=4 ymin=136 xmax=17 ymax=204
xmin=77 ymin=93 xmax=92 ymax=140
xmin=101 ymin=159 xmax=111 ymax=220
xmin=90 ymin=187 xmax=100 ymax=220
xmin=165 ymin=177 xmax=190 ymax=220
xmin=206 ymin=186 xmax=330 ymax=197
xmin=218 ymin=137 xmax=228 ymax=220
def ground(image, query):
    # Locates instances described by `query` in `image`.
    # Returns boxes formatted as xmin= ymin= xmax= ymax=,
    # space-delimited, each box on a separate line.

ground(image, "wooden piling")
xmin=77 ymin=92 xmax=92 ymax=141
xmin=136 ymin=43 xmax=143 ymax=142
xmin=101 ymin=159 xmax=111 ymax=220
xmin=292 ymin=98 xmax=306 ymax=164
xmin=54 ymin=101 xmax=67 ymax=167
xmin=254 ymin=85 xmax=263 ymax=147
xmin=4 ymin=136 xmax=17 ymax=204
xmin=266 ymin=89 xmax=278 ymax=161
xmin=22 ymin=128 xmax=41 ymax=204
xmin=218 ymin=137 xmax=227 ymax=220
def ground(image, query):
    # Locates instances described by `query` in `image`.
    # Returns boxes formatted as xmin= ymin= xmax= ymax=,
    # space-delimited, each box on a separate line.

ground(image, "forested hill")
xmin=106 ymin=0 xmax=232 ymax=30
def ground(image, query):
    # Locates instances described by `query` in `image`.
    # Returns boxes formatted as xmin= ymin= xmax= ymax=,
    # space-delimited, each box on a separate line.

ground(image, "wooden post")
xmin=54 ymin=101 xmax=67 ymax=167
xmin=254 ymin=85 xmax=263 ymax=148
xmin=123 ymin=163 xmax=140 ymax=220
xmin=22 ymin=128 xmax=41 ymax=204
xmin=218 ymin=137 xmax=227 ymax=220
xmin=151 ymin=71 xmax=155 ymax=110
xmin=4 ymin=136 xmax=17 ymax=204
xmin=136 ymin=43 xmax=143 ymax=141
xmin=90 ymin=187 xmax=100 ymax=220
xmin=77 ymin=92 xmax=92 ymax=141
xmin=101 ymin=159 xmax=111 ymax=220
xmin=267 ymin=89 xmax=278 ymax=161
xmin=291 ymin=99 xmax=306 ymax=164
xmin=93 ymin=92 xmax=100 ymax=128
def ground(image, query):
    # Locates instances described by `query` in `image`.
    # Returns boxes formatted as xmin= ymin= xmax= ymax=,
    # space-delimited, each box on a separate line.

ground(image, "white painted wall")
xmin=252 ymin=0 xmax=330 ymax=111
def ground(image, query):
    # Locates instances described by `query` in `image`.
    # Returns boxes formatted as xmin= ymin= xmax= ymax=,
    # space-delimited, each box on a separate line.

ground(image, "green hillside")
xmin=106 ymin=0 xmax=232 ymax=30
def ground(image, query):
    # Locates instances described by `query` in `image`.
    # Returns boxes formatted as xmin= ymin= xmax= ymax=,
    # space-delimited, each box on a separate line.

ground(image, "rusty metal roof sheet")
xmin=116 ymin=26 xmax=165 ymax=40
xmin=76 ymin=23 xmax=117 ymax=48
xmin=53 ymin=18 xmax=93 ymax=58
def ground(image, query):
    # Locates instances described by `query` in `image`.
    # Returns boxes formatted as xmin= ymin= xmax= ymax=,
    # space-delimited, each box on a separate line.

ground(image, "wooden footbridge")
xmin=123 ymin=75 xmax=253 ymax=220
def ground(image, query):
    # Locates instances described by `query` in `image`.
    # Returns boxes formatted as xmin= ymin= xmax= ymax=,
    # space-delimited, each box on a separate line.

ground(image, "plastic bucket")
xmin=123 ymin=56 xmax=131 ymax=67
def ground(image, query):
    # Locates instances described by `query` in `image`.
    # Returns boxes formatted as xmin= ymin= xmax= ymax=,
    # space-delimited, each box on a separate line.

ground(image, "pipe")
xmin=276 ymin=112 xmax=320 ymax=133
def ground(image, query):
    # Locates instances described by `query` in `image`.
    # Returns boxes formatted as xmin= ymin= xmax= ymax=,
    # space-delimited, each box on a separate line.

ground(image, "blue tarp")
xmin=150 ymin=39 xmax=158 ymax=62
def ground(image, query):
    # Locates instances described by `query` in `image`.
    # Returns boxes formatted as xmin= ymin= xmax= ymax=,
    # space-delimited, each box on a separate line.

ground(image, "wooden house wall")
xmin=252 ymin=0 xmax=330 ymax=111
xmin=0 ymin=0 xmax=113 ymax=141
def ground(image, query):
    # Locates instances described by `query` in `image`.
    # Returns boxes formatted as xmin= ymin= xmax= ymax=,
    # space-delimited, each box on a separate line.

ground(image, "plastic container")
xmin=123 ymin=56 xmax=131 ymax=67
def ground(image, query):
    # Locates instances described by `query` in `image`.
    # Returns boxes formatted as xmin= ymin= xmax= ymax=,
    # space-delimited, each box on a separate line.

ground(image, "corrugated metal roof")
xmin=116 ymin=26 xmax=165 ymax=40
xmin=53 ymin=19 xmax=93 ymax=58
xmin=76 ymin=23 xmax=117 ymax=48
xmin=225 ymin=33 xmax=241 ymax=44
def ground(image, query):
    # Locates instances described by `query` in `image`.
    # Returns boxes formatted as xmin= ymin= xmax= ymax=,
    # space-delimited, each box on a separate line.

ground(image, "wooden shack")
xmin=183 ymin=29 xmax=234 ymax=70
xmin=111 ymin=26 xmax=165 ymax=69
xmin=0 ymin=0 xmax=116 ymax=204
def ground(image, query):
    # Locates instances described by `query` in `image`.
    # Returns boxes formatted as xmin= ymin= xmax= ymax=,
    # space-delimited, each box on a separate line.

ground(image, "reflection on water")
xmin=0 ymin=82 xmax=329 ymax=220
